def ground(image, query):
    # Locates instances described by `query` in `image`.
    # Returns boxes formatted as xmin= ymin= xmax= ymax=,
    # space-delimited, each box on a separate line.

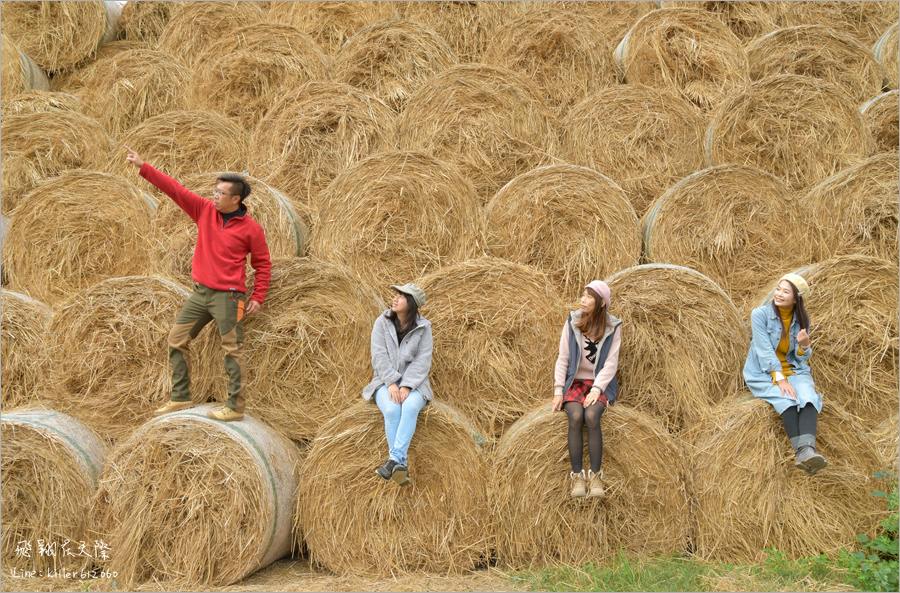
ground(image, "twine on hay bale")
xmin=397 ymin=64 xmax=557 ymax=204
xmin=642 ymin=164 xmax=810 ymax=317
xmin=418 ymin=257 xmax=564 ymax=438
xmin=156 ymin=1 xmax=265 ymax=67
xmin=309 ymin=151 xmax=480 ymax=288
xmin=606 ymin=264 xmax=747 ymax=433
xmin=614 ymin=8 xmax=750 ymax=111
xmin=0 ymin=291 xmax=51 ymax=409
xmin=0 ymin=1 xmax=122 ymax=71
xmin=661 ymin=1 xmax=786 ymax=42
xmin=691 ymin=396 xmax=889 ymax=561
xmin=560 ymin=84 xmax=706 ymax=217
xmin=0 ymin=34 xmax=49 ymax=100
xmin=861 ymin=91 xmax=899 ymax=154
xmin=782 ymin=1 xmax=899 ymax=46
xmin=492 ymin=403 xmax=690 ymax=568
xmin=118 ymin=1 xmax=180 ymax=45
xmin=746 ymin=25 xmax=883 ymax=106
xmin=331 ymin=19 xmax=458 ymax=114
xmin=0 ymin=89 xmax=81 ymax=117
xmin=266 ymin=1 xmax=397 ymax=57
xmin=190 ymin=24 xmax=328 ymax=129
xmin=0 ymin=110 xmax=111 ymax=215
xmin=874 ymin=23 xmax=900 ymax=90
xmin=297 ymin=401 xmax=489 ymax=575
xmin=803 ymin=153 xmax=899 ymax=261
xmin=483 ymin=164 xmax=641 ymax=295
xmin=706 ymin=74 xmax=874 ymax=193
xmin=249 ymin=81 xmax=397 ymax=210
xmin=526 ymin=2 xmax=656 ymax=45
xmin=1 ymin=407 xmax=106 ymax=573
xmin=91 ymin=404 xmax=301 ymax=587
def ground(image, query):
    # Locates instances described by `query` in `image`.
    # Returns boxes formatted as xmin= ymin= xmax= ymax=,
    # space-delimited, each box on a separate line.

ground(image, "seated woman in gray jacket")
xmin=362 ymin=283 xmax=433 ymax=487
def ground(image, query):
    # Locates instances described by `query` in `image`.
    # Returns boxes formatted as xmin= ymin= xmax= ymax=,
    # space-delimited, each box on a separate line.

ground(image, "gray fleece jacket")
xmin=362 ymin=310 xmax=434 ymax=402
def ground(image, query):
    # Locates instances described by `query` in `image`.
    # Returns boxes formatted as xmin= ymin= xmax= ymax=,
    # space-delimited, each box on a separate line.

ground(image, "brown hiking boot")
xmin=587 ymin=470 xmax=606 ymax=499
xmin=570 ymin=470 xmax=587 ymax=498
xmin=153 ymin=400 xmax=195 ymax=417
xmin=206 ymin=406 xmax=243 ymax=422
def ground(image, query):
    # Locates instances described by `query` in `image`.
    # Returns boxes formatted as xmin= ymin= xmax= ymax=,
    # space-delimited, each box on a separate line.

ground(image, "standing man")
xmin=125 ymin=146 xmax=271 ymax=422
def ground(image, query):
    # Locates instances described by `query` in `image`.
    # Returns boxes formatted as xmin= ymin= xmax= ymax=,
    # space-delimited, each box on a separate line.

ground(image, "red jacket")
xmin=140 ymin=164 xmax=271 ymax=303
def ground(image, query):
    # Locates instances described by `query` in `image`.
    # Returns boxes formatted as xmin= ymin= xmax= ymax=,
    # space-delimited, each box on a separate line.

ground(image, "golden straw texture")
xmin=861 ymin=91 xmax=899 ymax=153
xmin=156 ymin=1 xmax=265 ymax=67
xmin=0 ymin=291 xmax=51 ymax=409
xmin=118 ymin=1 xmax=181 ymax=44
xmin=0 ymin=89 xmax=81 ymax=116
xmin=874 ymin=22 xmax=900 ymax=90
xmin=783 ymin=1 xmax=899 ymax=46
xmin=266 ymin=1 xmax=397 ymax=56
xmin=661 ymin=1 xmax=787 ymax=42
xmin=527 ymin=2 xmax=656 ymax=44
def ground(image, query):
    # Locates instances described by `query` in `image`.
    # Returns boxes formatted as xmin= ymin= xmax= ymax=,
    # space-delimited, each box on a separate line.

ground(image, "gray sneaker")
xmin=391 ymin=463 xmax=411 ymax=487
xmin=375 ymin=459 xmax=397 ymax=480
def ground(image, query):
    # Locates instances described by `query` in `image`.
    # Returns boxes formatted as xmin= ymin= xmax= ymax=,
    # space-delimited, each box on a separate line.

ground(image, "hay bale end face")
xmin=297 ymin=401 xmax=490 ymax=575
xmin=782 ymin=1 xmax=900 ymax=47
xmin=156 ymin=1 xmax=265 ymax=67
xmin=48 ymin=39 xmax=148 ymax=95
xmin=0 ymin=291 xmax=51 ymax=409
xmin=266 ymin=1 xmax=398 ymax=57
xmin=661 ymin=1 xmax=786 ymax=42
xmin=874 ymin=23 xmax=899 ymax=90
xmin=861 ymin=91 xmax=900 ymax=154
xmin=92 ymin=404 xmax=301 ymax=588
xmin=529 ymin=2 xmax=656 ymax=46
xmin=118 ymin=0 xmax=180 ymax=45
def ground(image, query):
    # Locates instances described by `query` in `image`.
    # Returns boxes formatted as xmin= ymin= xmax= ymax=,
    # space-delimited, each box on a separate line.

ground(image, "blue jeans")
xmin=374 ymin=384 xmax=427 ymax=466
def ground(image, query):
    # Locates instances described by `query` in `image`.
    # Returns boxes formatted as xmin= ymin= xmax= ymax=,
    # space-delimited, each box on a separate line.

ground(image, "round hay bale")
xmin=874 ymin=23 xmax=900 ymax=90
xmin=560 ymin=84 xmax=706 ymax=216
xmin=706 ymin=74 xmax=875 ymax=193
xmin=526 ymin=2 xmax=656 ymax=45
xmin=418 ymin=257 xmax=564 ymax=438
xmin=0 ymin=110 xmax=112 ymax=215
xmin=48 ymin=39 xmax=149 ymax=95
xmin=0 ymin=291 xmax=51 ymax=409
xmin=691 ymin=396 xmax=889 ymax=561
xmin=862 ymin=90 xmax=900 ymax=153
xmin=492 ymin=403 xmax=690 ymax=568
xmin=803 ymin=153 xmax=899 ymax=261
xmin=483 ymin=164 xmax=641 ymax=295
xmin=0 ymin=1 xmax=122 ymax=71
xmin=746 ymin=25 xmax=883 ymax=106
xmin=190 ymin=24 xmax=328 ymax=129
xmin=1 ymin=407 xmax=106 ymax=573
xmin=156 ymin=1 xmax=265 ymax=67
xmin=0 ymin=34 xmax=49 ymax=100
xmin=783 ymin=1 xmax=900 ymax=46
xmin=614 ymin=8 xmax=750 ymax=111
xmin=606 ymin=264 xmax=747 ymax=433
xmin=266 ymin=1 xmax=397 ymax=57
xmin=331 ymin=19 xmax=458 ymax=114
xmin=249 ymin=81 xmax=397 ymax=210
xmin=2 ymin=171 xmax=158 ymax=306
xmin=297 ymin=401 xmax=489 ymax=575
xmin=0 ymin=89 xmax=81 ymax=116
xmin=642 ymin=164 xmax=810 ymax=317
xmin=309 ymin=151 xmax=480 ymax=288
xmin=109 ymin=110 xmax=250 ymax=182
xmin=118 ymin=0 xmax=180 ymax=45
xmin=92 ymin=403 xmax=302 ymax=587
xmin=397 ymin=64 xmax=558 ymax=204
xmin=661 ymin=1 xmax=786 ymax=42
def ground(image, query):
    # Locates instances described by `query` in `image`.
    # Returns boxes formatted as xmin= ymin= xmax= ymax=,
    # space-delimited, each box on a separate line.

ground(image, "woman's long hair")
xmin=387 ymin=292 xmax=419 ymax=333
xmin=772 ymin=280 xmax=810 ymax=338
xmin=575 ymin=287 xmax=608 ymax=339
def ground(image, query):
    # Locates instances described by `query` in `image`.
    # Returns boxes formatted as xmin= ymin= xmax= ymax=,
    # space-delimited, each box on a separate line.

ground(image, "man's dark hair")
xmin=217 ymin=173 xmax=251 ymax=202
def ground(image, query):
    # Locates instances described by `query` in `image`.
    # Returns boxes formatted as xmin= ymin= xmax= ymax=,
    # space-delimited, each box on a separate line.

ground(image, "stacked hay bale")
xmin=492 ymin=403 xmax=690 ymax=567
xmin=0 ymin=34 xmax=49 ymax=100
xmin=1 ymin=408 xmax=106 ymax=574
xmin=560 ymin=84 xmax=706 ymax=217
xmin=0 ymin=291 xmax=51 ymax=409
xmin=398 ymin=64 xmax=557 ymax=204
xmin=642 ymin=165 xmax=811 ymax=317
xmin=606 ymin=264 xmax=747 ymax=433
xmin=782 ymin=1 xmax=899 ymax=46
xmin=692 ymin=397 xmax=889 ymax=561
xmin=309 ymin=151 xmax=480 ymax=289
xmin=526 ymin=1 xmax=656 ymax=45
xmin=48 ymin=39 xmax=148 ymax=95
xmin=297 ymin=401 xmax=490 ymax=575
xmin=91 ymin=404 xmax=302 ymax=588
xmin=117 ymin=0 xmax=180 ymax=45
xmin=266 ymin=1 xmax=397 ymax=57
xmin=483 ymin=164 xmax=641 ymax=295
xmin=874 ymin=23 xmax=899 ymax=90
xmin=249 ymin=81 xmax=397 ymax=210
xmin=862 ymin=91 xmax=900 ymax=153
xmin=745 ymin=25 xmax=883 ymax=105
xmin=614 ymin=8 xmax=750 ymax=111
xmin=0 ymin=89 xmax=81 ymax=116
xmin=706 ymin=74 xmax=875 ymax=193
xmin=189 ymin=24 xmax=328 ymax=129
xmin=156 ymin=1 xmax=265 ymax=67
xmin=661 ymin=1 xmax=786 ymax=42
xmin=331 ymin=19 xmax=458 ymax=114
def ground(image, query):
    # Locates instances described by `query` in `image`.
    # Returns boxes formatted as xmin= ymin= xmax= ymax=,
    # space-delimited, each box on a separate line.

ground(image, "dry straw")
xmin=266 ymin=1 xmax=397 ymax=56
xmin=614 ymin=8 xmax=750 ymax=111
xmin=0 ymin=34 xmax=49 ymax=100
xmin=606 ymin=264 xmax=747 ymax=433
xmin=746 ymin=25 xmax=883 ymax=105
xmin=783 ymin=1 xmax=899 ymax=46
xmin=483 ymin=164 xmax=641 ymax=295
xmin=190 ymin=24 xmax=328 ymax=129
xmin=309 ymin=151 xmax=480 ymax=289
xmin=661 ymin=1 xmax=786 ymax=42
xmin=397 ymin=64 xmax=558 ymax=204
xmin=803 ymin=153 xmax=899 ymax=262
xmin=118 ymin=1 xmax=180 ymax=45
xmin=297 ymin=401 xmax=489 ymax=575
xmin=0 ymin=291 xmax=51 ymax=409
xmin=492 ymin=403 xmax=690 ymax=568
xmin=0 ymin=89 xmax=81 ymax=116
xmin=642 ymin=164 xmax=810 ymax=318
xmin=249 ymin=81 xmax=398 ymax=210
xmin=560 ymin=84 xmax=706 ymax=217
xmin=0 ymin=111 xmax=111 ymax=215
xmin=692 ymin=396 xmax=889 ymax=561
xmin=332 ymin=19 xmax=458 ymax=114
xmin=156 ymin=1 xmax=265 ymax=67
xmin=706 ymin=74 xmax=874 ymax=193
xmin=874 ymin=23 xmax=900 ymax=90
xmin=418 ymin=257 xmax=564 ymax=438
xmin=48 ymin=39 xmax=148 ymax=95
xmin=861 ymin=91 xmax=899 ymax=153
xmin=527 ymin=2 xmax=656 ymax=45
xmin=91 ymin=404 xmax=302 ymax=588
xmin=1 ymin=408 xmax=106 ymax=574
xmin=874 ymin=412 xmax=899 ymax=475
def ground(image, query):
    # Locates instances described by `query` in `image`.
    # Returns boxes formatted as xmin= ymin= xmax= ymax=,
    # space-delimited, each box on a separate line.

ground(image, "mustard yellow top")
xmin=772 ymin=306 xmax=807 ymax=384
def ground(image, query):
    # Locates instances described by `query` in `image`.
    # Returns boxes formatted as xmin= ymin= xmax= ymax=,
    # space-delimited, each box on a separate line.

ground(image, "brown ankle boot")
xmin=587 ymin=470 xmax=605 ymax=499
xmin=570 ymin=470 xmax=587 ymax=497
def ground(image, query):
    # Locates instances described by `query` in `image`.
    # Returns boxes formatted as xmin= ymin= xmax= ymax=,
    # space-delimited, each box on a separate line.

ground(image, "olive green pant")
xmin=168 ymin=284 xmax=247 ymax=413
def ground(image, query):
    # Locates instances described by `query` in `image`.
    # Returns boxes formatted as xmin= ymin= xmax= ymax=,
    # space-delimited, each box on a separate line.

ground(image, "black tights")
xmin=781 ymin=403 xmax=818 ymax=439
xmin=564 ymin=401 xmax=605 ymax=473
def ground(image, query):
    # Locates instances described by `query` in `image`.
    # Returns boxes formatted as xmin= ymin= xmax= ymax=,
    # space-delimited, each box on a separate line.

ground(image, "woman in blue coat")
xmin=743 ymin=273 xmax=827 ymax=475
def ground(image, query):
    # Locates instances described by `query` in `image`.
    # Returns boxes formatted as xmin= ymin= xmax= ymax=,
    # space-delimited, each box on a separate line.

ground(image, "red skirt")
xmin=563 ymin=379 xmax=594 ymax=404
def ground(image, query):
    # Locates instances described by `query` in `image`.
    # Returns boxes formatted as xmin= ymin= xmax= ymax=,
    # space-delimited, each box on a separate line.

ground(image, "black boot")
xmin=375 ymin=459 xmax=397 ymax=480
